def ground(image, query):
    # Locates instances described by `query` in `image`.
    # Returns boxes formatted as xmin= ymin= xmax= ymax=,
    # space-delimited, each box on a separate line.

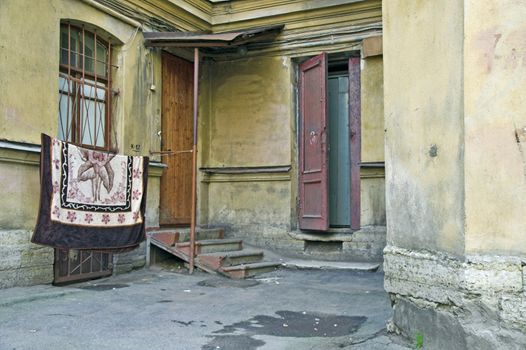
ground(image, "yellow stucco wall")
xmin=383 ymin=0 xmax=465 ymax=257
xmin=1 ymin=0 xmax=133 ymax=144
xmin=361 ymin=56 xmax=384 ymax=163
xmin=361 ymin=169 xmax=386 ymax=226
xmin=0 ymin=162 xmax=40 ymax=230
xmin=464 ymin=0 xmax=526 ymax=255
xmin=201 ymin=52 xmax=385 ymax=234
xmin=0 ymin=0 xmax=164 ymax=229
xmin=205 ymin=56 xmax=292 ymax=167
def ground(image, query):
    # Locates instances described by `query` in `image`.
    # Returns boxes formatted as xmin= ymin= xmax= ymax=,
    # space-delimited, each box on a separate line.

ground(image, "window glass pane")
xmin=82 ymin=81 xmax=95 ymax=100
xmin=81 ymin=99 xmax=95 ymax=146
xmin=84 ymin=33 xmax=95 ymax=74
xmin=81 ymin=80 xmax=106 ymax=100
xmin=95 ymin=103 xmax=106 ymax=148
xmin=71 ymin=29 xmax=81 ymax=68
xmin=96 ymin=41 xmax=107 ymax=77
xmin=60 ymin=27 xmax=68 ymax=65
xmin=58 ymin=93 xmax=73 ymax=142
xmin=96 ymin=81 xmax=106 ymax=100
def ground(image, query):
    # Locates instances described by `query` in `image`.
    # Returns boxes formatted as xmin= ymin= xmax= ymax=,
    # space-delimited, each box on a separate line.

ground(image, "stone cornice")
xmin=94 ymin=0 xmax=380 ymax=36
xmin=210 ymin=0 xmax=377 ymax=26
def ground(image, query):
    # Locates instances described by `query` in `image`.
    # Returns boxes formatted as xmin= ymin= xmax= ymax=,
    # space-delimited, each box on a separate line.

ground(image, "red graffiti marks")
xmin=473 ymin=27 xmax=502 ymax=73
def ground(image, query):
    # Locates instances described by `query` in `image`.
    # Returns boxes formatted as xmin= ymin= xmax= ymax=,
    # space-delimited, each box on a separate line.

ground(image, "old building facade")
xmin=2 ymin=0 xmax=524 ymax=348
xmin=0 ymin=0 xmax=385 ymax=285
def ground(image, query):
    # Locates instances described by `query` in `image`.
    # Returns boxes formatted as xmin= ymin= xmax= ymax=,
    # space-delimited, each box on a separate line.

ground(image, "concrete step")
xmin=221 ymin=261 xmax=281 ymax=279
xmin=197 ymin=249 xmax=264 ymax=269
xmin=176 ymin=239 xmax=243 ymax=255
xmin=149 ymin=228 xmax=225 ymax=246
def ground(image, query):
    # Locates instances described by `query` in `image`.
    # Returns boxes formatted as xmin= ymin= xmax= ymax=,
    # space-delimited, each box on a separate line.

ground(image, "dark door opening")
xmin=328 ymin=74 xmax=350 ymax=227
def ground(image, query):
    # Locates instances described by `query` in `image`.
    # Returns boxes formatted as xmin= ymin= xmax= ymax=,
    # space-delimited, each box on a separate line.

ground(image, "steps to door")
xmin=147 ymin=228 xmax=280 ymax=279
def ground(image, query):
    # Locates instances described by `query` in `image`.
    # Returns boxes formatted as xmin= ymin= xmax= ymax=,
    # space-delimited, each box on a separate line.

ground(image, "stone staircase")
xmin=147 ymin=228 xmax=280 ymax=278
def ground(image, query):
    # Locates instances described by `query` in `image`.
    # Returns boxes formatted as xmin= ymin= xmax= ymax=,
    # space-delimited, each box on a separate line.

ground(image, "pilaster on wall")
xmin=383 ymin=0 xmax=526 ymax=348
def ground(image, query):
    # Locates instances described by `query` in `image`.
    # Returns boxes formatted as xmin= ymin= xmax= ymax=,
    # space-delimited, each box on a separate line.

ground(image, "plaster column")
xmin=383 ymin=0 xmax=526 ymax=348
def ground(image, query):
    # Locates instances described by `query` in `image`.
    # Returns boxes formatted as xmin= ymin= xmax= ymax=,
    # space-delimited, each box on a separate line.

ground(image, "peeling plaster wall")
xmin=361 ymin=56 xmax=384 ymax=163
xmin=383 ymin=0 xmax=465 ymax=257
xmin=206 ymin=56 xmax=292 ymax=167
xmin=383 ymin=0 xmax=526 ymax=348
xmin=201 ymin=53 xmax=386 ymax=259
xmin=201 ymin=56 xmax=294 ymax=246
xmin=463 ymin=0 xmax=526 ymax=256
xmin=0 ymin=0 xmax=163 ymax=287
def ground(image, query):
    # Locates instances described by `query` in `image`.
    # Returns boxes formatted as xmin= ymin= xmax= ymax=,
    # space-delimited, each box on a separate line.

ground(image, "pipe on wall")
xmin=80 ymin=0 xmax=143 ymax=29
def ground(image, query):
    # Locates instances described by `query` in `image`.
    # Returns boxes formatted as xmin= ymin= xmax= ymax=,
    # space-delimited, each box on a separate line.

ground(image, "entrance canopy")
xmin=143 ymin=24 xmax=283 ymax=274
xmin=143 ymin=24 xmax=284 ymax=48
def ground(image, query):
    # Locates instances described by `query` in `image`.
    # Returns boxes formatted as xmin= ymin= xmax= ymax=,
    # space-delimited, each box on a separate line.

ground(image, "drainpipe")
xmin=80 ymin=0 xmax=142 ymax=29
xmin=189 ymin=48 xmax=200 ymax=274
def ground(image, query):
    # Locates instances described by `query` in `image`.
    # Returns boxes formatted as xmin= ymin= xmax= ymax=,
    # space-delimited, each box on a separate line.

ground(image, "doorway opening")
xmin=298 ymin=52 xmax=361 ymax=232
xmin=328 ymin=71 xmax=350 ymax=227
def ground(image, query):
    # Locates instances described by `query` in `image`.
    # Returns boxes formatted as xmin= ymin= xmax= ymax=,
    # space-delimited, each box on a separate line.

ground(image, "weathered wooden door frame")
xmin=298 ymin=53 xmax=361 ymax=231
xmin=348 ymin=56 xmax=361 ymax=230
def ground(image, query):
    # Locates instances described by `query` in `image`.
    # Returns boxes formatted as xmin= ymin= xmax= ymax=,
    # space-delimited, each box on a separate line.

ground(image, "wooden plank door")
xmin=299 ymin=53 xmax=329 ymax=231
xmin=160 ymin=53 xmax=194 ymax=226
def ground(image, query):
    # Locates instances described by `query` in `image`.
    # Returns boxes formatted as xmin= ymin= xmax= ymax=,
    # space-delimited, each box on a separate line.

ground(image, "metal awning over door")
xmin=144 ymin=24 xmax=283 ymax=274
xmin=143 ymin=25 xmax=284 ymax=48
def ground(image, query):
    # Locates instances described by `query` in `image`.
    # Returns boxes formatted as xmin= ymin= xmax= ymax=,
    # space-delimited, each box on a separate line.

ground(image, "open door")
xmin=160 ymin=53 xmax=194 ymax=226
xmin=299 ymin=53 xmax=329 ymax=231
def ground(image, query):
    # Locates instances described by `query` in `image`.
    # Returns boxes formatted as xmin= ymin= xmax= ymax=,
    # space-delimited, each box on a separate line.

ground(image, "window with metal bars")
xmin=58 ymin=23 xmax=112 ymax=149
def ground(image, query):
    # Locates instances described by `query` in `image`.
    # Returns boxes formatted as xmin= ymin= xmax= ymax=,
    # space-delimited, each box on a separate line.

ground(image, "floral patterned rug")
xmin=32 ymin=134 xmax=149 ymax=251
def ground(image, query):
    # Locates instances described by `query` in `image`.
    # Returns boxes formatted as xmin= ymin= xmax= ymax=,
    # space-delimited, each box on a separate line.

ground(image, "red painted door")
xmin=299 ymin=53 xmax=329 ymax=231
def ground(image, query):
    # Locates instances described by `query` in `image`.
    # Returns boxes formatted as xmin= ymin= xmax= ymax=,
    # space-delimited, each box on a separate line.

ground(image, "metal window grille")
xmin=58 ymin=23 xmax=112 ymax=150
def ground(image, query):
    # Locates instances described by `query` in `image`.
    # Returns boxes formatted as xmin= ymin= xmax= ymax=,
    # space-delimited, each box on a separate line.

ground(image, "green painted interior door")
xmin=328 ymin=75 xmax=350 ymax=227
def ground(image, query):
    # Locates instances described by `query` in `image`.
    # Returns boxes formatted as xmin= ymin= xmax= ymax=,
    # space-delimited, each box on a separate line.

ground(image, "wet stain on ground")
xmin=157 ymin=299 xmax=173 ymax=303
xmin=77 ymin=283 xmax=129 ymax=291
xmin=202 ymin=335 xmax=265 ymax=350
xmin=197 ymin=278 xmax=260 ymax=288
xmin=172 ymin=320 xmax=195 ymax=326
xmin=202 ymin=311 xmax=366 ymax=349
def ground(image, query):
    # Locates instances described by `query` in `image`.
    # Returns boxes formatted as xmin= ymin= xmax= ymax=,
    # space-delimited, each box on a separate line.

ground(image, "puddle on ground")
xmin=202 ymin=310 xmax=366 ymax=349
xmin=77 ymin=283 xmax=129 ymax=291
xmin=197 ymin=278 xmax=260 ymax=288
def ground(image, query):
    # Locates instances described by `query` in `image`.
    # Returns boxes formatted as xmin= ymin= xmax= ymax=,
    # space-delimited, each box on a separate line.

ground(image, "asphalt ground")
xmin=0 ymin=266 xmax=411 ymax=350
